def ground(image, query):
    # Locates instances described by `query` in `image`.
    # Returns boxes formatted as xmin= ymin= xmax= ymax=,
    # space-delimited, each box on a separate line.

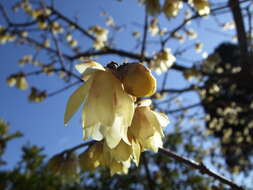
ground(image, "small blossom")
xmin=89 ymin=26 xmax=108 ymax=49
xmin=163 ymin=0 xmax=183 ymax=18
xmin=185 ymin=28 xmax=197 ymax=39
xmin=149 ymin=18 xmax=159 ymax=36
xmin=172 ymin=32 xmax=185 ymax=43
xmin=189 ymin=0 xmax=210 ymax=16
xmin=195 ymin=42 xmax=203 ymax=53
xmin=28 ymin=87 xmax=47 ymax=102
xmin=132 ymin=31 xmax=141 ymax=38
xmin=128 ymin=100 xmax=169 ymax=152
xmin=150 ymin=48 xmax=176 ymax=74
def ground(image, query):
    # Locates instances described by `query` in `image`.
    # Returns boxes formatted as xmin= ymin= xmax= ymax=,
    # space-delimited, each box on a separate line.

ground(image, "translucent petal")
xmin=83 ymin=123 xmax=103 ymax=141
xmin=75 ymin=61 xmax=105 ymax=81
xmin=64 ymin=79 xmax=92 ymax=125
xmin=153 ymin=111 xmax=169 ymax=127
xmin=132 ymin=139 xmax=141 ymax=166
xmin=88 ymin=71 xmax=117 ymax=126
xmin=79 ymin=142 xmax=103 ymax=171
xmin=130 ymin=107 xmax=155 ymax=139
xmin=110 ymin=141 xmax=132 ymax=162
xmin=100 ymin=116 xmax=123 ymax=149
xmin=75 ymin=61 xmax=105 ymax=74
xmin=143 ymin=132 xmax=163 ymax=152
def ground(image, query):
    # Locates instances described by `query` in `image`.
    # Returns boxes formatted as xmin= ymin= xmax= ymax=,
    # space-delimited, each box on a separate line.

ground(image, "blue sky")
xmin=0 ymin=0 xmax=237 ymax=169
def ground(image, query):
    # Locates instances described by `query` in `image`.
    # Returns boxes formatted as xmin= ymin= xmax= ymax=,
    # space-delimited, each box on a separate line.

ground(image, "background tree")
xmin=1 ymin=0 xmax=253 ymax=189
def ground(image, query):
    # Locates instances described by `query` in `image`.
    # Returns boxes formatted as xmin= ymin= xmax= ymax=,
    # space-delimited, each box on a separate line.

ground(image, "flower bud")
xmin=119 ymin=63 xmax=156 ymax=97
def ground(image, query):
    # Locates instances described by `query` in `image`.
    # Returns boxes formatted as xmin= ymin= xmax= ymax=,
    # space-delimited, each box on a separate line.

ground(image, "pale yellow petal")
xmin=143 ymin=132 xmax=163 ymax=152
xmin=132 ymin=139 xmax=141 ymax=166
xmin=64 ymin=80 xmax=92 ymax=125
xmin=88 ymin=71 xmax=117 ymax=126
xmin=110 ymin=141 xmax=132 ymax=162
xmin=76 ymin=61 xmax=105 ymax=81
xmin=153 ymin=112 xmax=169 ymax=127
xmin=100 ymin=116 xmax=123 ymax=149
xmin=75 ymin=61 xmax=105 ymax=74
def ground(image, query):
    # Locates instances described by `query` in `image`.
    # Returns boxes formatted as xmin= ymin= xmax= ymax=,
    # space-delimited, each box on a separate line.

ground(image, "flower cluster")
xmin=64 ymin=61 xmax=169 ymax=174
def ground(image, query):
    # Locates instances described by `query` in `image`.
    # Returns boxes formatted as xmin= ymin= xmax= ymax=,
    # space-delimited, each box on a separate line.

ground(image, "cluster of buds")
xmin=64 ymin=61 xmax=169 ymax=175
xmin=6 ymin=72 xmax=28 ymax=90
xmin=0 ymin=26 xmax=16 ymax=44
xmin=28 ymin=87 xmax=47 ymax=102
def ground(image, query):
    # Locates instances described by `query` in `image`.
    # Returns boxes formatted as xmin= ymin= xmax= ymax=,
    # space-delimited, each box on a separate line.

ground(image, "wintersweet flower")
xmin=128 ymin=99 xmax=169 ymax=153
xmin=64 ymin=61 xmax=135 ymax=149
xmin=163 ymin=0 xmax=183 ymax=18
xmin=79 ymin=140 xmax=133 ymax=175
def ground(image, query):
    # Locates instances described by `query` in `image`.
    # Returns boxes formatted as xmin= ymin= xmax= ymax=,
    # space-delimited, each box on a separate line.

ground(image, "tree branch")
xmin=159 ymin=148 xmax=244 ymax=190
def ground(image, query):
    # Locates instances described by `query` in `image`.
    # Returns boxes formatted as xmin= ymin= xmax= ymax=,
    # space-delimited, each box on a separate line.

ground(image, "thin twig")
xmin=58 ymin=140 xmax=95 ymax=156
xmin=159 ymin=148 xmax=244 ymax=190
xmin=140 ymin=7 xmax=148 ymax=60
xmin=49 ymin=6 xmax=96 ymax=41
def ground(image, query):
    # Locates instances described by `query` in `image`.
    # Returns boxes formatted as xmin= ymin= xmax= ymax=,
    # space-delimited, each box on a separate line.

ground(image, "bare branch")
xmin=159 ymin=148 xmax=244 ymax=190
xmin=49 ymin=6 xmax=96 ymax=41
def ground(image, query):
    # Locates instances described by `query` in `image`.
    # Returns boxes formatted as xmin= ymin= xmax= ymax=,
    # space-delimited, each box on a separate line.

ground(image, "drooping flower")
xmin=163 ymin=0 xmax=183 ymax=18
xmin=78 ymin=99 xmax=169 ymax=175
xmin=64 ymin=61 xmax=135 ymax=149
xmin=79 ymin=140 xmax=133 ymax=175
xmin=128 ymin=99 xmax=169 ymax=153
xmin=150 ymin=48 xmax=176 ymax=74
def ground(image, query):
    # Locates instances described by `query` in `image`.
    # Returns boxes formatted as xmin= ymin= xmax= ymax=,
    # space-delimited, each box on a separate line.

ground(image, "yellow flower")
xmin=163 ymin=0 xmax=183 ymax=18
xmin=118 ymin=63 xmax=156 ymax=97
xmin=64 ymin=61 xmax=135 ymax=149
xmin=79 ymin=140 xmax=132 ymax=175
xmin=48 ymin=153 xmax=79 ymax=182
xmin=128 ymin=100 xmax=169 ymax=153
xmin=79 ymin=141 xmax=104 ymax=171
